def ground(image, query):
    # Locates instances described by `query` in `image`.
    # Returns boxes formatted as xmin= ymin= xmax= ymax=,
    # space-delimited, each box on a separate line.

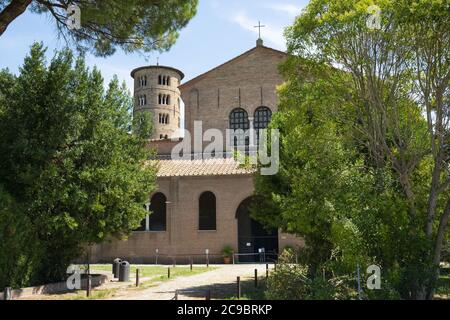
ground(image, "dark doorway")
xmin=236 ymin=197 xmax=278 ymax=262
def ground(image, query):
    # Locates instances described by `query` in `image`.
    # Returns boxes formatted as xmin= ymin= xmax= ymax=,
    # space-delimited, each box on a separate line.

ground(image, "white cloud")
xmin=267 ymin=3 xmax=303 ymax=17
xmin=232 ymin=11 xmax=286 ymax=49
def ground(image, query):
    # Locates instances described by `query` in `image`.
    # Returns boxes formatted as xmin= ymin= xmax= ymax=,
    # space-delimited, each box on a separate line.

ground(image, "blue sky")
xmin=0 ymin=0 xmax=308 ymax=90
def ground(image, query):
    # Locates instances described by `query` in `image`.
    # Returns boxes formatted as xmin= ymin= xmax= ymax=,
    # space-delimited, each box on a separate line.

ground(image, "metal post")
xmin=206 ymin=249 xmax=209 ymax=267
xmin=86 ymin=275 xmax=91 ymax=297
xmin=206 ymin=289 xmax=211 ymax=300
xmin=86 ymin=247 xmax=91 ymax=297
xmin=136 ymin=268 xmax=140 ymax=287
xmin=237 ymin=276 xmax=241 ymax=300
xmin=174 ymin=290 xmax=178 ymax=300
xmin=266 ymin=264 xmax=269 ymax=279
xmin=190 ymin=258 xmax=193 ymax=271
xmin=255 ymin=269 xmax=258 ymax=288
xmin=155 ymin=248 xmax=159 ymax=265
xmin=168 ymin=267 xmax=171 ymax=278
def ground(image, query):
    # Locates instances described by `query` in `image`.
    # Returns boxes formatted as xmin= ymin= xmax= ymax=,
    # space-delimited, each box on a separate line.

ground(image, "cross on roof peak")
xmin=254 ymin=21 xmax=266 ymax=39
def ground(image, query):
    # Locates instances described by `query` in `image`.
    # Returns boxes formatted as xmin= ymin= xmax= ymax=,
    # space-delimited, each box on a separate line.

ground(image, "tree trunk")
xmin=0 ymin=0 xmax=33 ymax=36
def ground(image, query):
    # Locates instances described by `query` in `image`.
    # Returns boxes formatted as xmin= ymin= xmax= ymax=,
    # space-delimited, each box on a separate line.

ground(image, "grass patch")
xmin=88 ymin=264 xmax=213 ymax=279
xmin=38 ymin=288 xmax=121 ymax=300
xmin=135 ymin=266 xmax=215 ymax=290
xmin=39 ymin=264 xmax=215 ymax=300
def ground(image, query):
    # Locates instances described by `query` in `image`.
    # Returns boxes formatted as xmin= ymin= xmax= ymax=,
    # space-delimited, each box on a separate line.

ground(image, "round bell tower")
xmin=131 ymin=65 xmax=184 ymax=140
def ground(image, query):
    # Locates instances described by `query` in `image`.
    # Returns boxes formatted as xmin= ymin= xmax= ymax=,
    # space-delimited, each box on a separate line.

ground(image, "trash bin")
xmin=119 ymin=261 xmax=130 ymax=282
xmin=4 ymin=287 xmax=12 ymax=300
xmin=113 ymin=258 xmax=122 ymax=278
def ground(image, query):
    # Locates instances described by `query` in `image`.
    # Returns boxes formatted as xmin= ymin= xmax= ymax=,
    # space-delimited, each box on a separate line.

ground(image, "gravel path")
xmin=110 ymin=264 xmax=271 ymax=300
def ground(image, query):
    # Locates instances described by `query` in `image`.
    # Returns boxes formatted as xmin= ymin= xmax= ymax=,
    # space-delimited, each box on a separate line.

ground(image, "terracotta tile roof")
xmin=151 ymin=158 xmax=257 ymax=177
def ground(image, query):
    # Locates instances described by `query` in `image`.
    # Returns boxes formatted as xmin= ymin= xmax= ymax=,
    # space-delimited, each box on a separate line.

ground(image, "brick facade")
xmin=90 ymin=43 xmax=304 ymax=264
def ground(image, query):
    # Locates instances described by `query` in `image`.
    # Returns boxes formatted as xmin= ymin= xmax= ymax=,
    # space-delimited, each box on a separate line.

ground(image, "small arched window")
xmin=158 ymin=94 xmax=170 ymax=105
xmin=149 ymin=193 xmax=167 ymax=231
xmin=138 ymin=95 xmax=147 ymax=106
xmin=158 ymin=75 xmax=170 ymax=86
xmin=229 ymin=108 xmax=250 ymax=147
xmin=139 ymin=75 xmax=147 ymax=87
xmin=199 ymin=192 xmax=216 ymax=231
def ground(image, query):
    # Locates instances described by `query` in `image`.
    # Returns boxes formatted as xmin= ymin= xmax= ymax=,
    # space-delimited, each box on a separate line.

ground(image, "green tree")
xmin=255 ymin=0 xmax=449 ymax=299
xmin=0 ymin=185 xmax=42 ymax=289
xmin=0 ymin=0 xmax=198 ymax=56
xmin=0 ymin=43 xmax=156 ymax=285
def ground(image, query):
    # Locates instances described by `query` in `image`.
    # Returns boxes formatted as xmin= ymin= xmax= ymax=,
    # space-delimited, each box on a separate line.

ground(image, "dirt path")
xmin=110 ymin=264 xmax=270 ymax=300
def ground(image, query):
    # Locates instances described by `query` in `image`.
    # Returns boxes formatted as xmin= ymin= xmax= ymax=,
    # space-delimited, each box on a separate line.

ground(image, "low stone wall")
xmin=0 ymin=274 xmax=110 ymax=300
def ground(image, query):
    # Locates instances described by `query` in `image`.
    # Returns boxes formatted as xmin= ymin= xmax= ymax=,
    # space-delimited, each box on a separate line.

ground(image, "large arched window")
xmin=229 ymin=108 xmax=250 ymax=147
xmin=149 ymin=193 xmax=167 ymax=231
xmin=254 ymin=107 xmax=272 ymax=130
xmin=254 ymin=107 xmax=272 ymax=144
xmin=199 ymin=192 xmax=216 ymax=231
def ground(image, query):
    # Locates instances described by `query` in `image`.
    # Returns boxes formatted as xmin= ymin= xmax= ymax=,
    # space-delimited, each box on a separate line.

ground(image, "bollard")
xmin=86 ymin=275 xmax=91 ymax=297
xmin=237 ymin=276 xmax=241 ymax=300
xmin=174 ymin=290 xmax=178 ymax=300
xmin=266 ymin=264 xmax=269 ymax=280
xmin=168 ymin=267 xmax=171 ymax=278
xmin=255 ymin=269 xmax=258 ymax=288
xmin=190 ymin=259 xmax=193 ymax=271
xmin=136 ymin=268 xmax=140 ymax=287
xmin=206 ymin=289 xmax=211 ymax=300
xmin=4 ymin=287 xmax=12 ymax=300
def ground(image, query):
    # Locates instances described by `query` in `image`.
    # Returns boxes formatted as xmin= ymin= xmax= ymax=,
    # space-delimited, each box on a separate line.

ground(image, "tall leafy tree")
xmin=255 ymin=0 xmax=449 ymax=299
xmin=0 ymin=43 xmax=156 ymax=285
xmin=0 ymin=0 xmax=198 ymax=56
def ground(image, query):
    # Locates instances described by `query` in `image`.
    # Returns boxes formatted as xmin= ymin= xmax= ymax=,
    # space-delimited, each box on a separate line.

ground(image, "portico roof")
xmin=151 ymin=158 xmax=257 ymax=177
